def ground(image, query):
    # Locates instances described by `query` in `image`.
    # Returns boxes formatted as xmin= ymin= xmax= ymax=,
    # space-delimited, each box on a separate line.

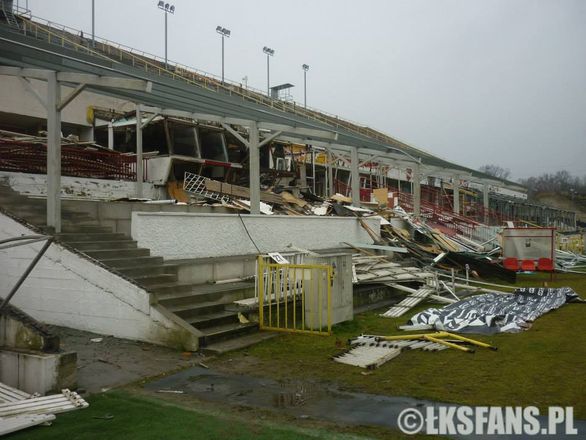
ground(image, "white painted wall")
xmin=131 ymin=212 xmax=379 ymax=259
xmin=0 ymin=171 xmax=161 ymax=200
xmin=0 ymin=213 xmax=199 ymax=350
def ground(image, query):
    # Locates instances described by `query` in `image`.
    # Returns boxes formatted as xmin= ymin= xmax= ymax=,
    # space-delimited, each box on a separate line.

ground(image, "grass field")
xmin=7 ymin=273 xmax=585 ymax=439
xmin=210 ymin=272 xmax=586 ymax=418
xmin=6 ymin=391 xmax=372 ymax=440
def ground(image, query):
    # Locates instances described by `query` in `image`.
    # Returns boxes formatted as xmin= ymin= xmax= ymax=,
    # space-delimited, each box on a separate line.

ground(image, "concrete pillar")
xmin=413 ymin=163 xmax=421 ymax=218
xmin=249 ymin=121 xmax=260 ymax=215
xmin=350 ymin=147 xmax=360 ymax=205
xmin=326 ymin=147 xmax=334 ymax=197
xmin=46 ymin=72 xmax=62 ymax=233
xmin=453 ymin=175 xmax=460 ymax=215
xmin=135 ymin=105 xmax=144 ymax=198
xmin=107 ymin=121 xmax=114 ymax=150
xmin=483 ymin=183 xmax=490 ymax=224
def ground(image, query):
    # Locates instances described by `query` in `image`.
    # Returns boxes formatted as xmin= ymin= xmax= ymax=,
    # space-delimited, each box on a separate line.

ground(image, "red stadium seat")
xmin=520 ymin=259 xmax=536 ymax=272
xmin=503 ymin=257 xmax=520 ymax=271
xmin=537 ymin=258 xmax=554 ymax=272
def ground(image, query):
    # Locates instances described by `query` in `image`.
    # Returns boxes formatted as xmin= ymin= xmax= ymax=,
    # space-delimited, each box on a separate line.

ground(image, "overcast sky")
xmin=24 ymin=0 xmax=586 ymax=180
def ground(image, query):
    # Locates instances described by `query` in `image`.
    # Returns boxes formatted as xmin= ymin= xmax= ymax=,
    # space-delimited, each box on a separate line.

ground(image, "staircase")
xmin=0 ymin=1 xmax=19 ymax=30
xmin=0 ymin=183 xmax=273 ymax=353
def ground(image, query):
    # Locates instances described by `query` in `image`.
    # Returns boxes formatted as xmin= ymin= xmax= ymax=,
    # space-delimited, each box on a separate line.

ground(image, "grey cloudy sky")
xmin=25 ymin=0 xmax=586 ymax=180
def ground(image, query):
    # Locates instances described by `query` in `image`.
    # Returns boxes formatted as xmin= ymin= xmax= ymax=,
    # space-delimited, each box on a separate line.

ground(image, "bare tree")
xmin=519 ymin=170 xmax=586 ymax=196
xmin=478 ymin=164 xmax=511 ymax=180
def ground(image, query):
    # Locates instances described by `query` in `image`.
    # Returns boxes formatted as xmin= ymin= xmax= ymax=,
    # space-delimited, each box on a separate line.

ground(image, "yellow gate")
xmin=257 ymin=256 xmax=332 ymax=335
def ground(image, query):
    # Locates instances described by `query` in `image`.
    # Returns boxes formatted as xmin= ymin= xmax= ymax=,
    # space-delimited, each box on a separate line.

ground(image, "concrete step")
xmin=56 ymin=232 xmax=128 ymax=242
xmin=202 ymin=331 xmax=279 ymax=355
xmin=99 ymin=256 xmax=164 ymax=268
xmin=14 ymin=214 xmax=96 ymax=226
xmin=64 ymin=240 xmax=138 ymax=251
xmin=132 ymin=273 xmax=178 ymax=287
xmin=83 ymin=248 xmax=150 ymax=260
xmin=186 ymin=310 xmax=239 ymax=330
xmin=155 ymin=281 xmax=255 ymax=307
xmin=116 ymin=264 xmax=175 ymax=278
xmin=200 ymin=322 xmax=259 ymax=346
xmin=166 ymin=300 xmax=227 ymax=319
xmin=1 ymin=205 xmax=92 ymax=219
xmin=41 ymin=224 xmax=113 ymax=234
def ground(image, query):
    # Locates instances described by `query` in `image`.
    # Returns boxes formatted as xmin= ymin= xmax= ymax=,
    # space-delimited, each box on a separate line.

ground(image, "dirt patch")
xmin=51 ymin=325 xmax=201 ymax=394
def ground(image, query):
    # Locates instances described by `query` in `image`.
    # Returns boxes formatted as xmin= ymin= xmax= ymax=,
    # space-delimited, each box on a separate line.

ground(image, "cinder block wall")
xmin=131 ymin=212 xmax=380 ymax=259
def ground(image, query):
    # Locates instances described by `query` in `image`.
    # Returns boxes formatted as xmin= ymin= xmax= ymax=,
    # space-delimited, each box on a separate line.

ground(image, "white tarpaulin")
xmin=408 ymin=287 xmax=582 ymax=334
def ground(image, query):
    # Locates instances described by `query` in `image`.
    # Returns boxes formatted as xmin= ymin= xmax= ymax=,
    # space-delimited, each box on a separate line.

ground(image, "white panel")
xmin=131 ymin=212 xmax=380 ymax=259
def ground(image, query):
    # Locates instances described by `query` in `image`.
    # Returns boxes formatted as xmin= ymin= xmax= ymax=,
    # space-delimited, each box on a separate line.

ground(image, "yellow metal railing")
xmin=258 ymin=257 xmax=332 ymax=335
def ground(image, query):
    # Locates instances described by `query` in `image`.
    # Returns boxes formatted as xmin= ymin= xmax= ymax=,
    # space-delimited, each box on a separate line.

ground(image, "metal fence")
xmin=257 ymin=256 xmax=332 ymax=335
xmin=0 ymin=141 xmax=148 ymax=181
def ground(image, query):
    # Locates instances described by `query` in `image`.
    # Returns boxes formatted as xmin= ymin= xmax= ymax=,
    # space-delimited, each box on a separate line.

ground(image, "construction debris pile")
xmin=333 ymin=332 xmax=497 ymax=370
xmin=0 ymin=382 xmax=88 ymax=435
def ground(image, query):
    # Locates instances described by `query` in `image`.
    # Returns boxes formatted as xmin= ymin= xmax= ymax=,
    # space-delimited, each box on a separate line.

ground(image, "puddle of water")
xmin=146 ymin=367 xmax=585 ymax=438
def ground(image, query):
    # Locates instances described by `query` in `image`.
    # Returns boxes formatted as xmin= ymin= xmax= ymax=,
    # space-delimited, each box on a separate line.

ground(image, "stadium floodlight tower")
xmin=216 ymin=26 xmax=231 ymax=83
xmin=263 ymin=46 xmax=275 ymax=96
xmin=302 ymin=64 xmax=309 ymax=108
xmin=157 ymin=1 xmax=175 ymax=69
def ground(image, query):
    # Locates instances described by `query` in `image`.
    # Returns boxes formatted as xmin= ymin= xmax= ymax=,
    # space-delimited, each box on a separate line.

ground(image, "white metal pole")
xmin=249 ymin=121 xmax=260 ymax=214
xmin=46 ymin=72 xmax=62 ymax=233
xmin=266 ymin=54 xmax=270 ymax=96
xmin=91 ymin=0 xmax=95 ymax=48
xmin=453 ymin=175 xmax=460 ymax=215
xmin=350 ymin=147 xmax=360 ymax=206
xmin=327 ymin=147 xmax=334 ymax=197
xmin=136 ymin=105 xmax=144 ymax=198
xmin=107 ymin=121 xmax=114 ymax=150
xmin=483 ymin=183 xmax=490 ymax=224
xmin=413 ymin=163 xmax=421 ymax=218
xmin=304 ymin=69 xmax=307 ymax=108
xmin=164 ymin=12 xmax=168 ymax=69
xmin=221 ymin=34 xmax=225 ymax=83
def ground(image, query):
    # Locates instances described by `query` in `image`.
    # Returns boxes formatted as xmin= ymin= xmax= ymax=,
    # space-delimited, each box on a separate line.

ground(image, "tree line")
xmin=479 ymin=164 xmax=586 ymax=196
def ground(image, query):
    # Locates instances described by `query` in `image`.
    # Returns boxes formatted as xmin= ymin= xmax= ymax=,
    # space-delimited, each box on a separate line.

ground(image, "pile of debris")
xmin=333 ymin=332 xmax=496 ymax=370
xmin=0 ymin=382 xmax=88 ymax=435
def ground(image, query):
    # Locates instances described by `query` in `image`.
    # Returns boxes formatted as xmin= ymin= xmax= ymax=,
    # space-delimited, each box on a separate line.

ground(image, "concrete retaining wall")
xmin=0 ymin=349 xmax=77 ymax=395
xmin=0 ymin=171 xmax=162 ymax=201
xmin=131 ymin=212 xmax=380 ymax=259
xmin=0 ymin=213 xmax=200 ymax=350
xmin=60 ymin=199 xmax=234 ymax=236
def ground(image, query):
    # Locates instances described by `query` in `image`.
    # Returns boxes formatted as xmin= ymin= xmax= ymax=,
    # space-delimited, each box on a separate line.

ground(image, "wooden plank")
xmin=204 ymin=179 xmax=283 ymax=204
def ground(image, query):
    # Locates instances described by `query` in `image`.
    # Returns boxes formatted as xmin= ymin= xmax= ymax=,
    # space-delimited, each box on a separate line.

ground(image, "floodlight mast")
xmin=263 ymin=46 xmax=275 ymax=96
xmin=216 ymin=26 xmax=231 ymax=83
xmin=302 ymin=64 xmax=309 ymax=108
xmin=91 ymin=0 xmax=95 ymax=48
xmin=157 ymin=1 xmax=175 ymax=69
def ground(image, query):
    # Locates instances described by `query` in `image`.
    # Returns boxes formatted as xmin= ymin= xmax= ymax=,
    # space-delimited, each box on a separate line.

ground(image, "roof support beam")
xmin=0 ymin=67 xmax=153 ymax=92
xmin=0 ymin=68 xmax=152 ymax=232
xmin=249 ymin=121 xmax=261 ymax=215
xmin=221 ymin=123 xmax=250 ymax=148
xmin=136 ymin=104 xmax=144 ymax=198
xmin=259 ymin=130 xmax=283 ymax=148
xmin=18 ymin=77 xmax=47 ymax=111
xmin=57 ymin=83 xmax=86 ymax=111
xmin=46 ymin=71 xmax=61 ymax=232
xmin=350 ymin=146 xmax=360 ymax=206
xmin=453 ymin=175 xmax=460 ymax=215
xmin=413 ymin=163 xmax=422 ymax=218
